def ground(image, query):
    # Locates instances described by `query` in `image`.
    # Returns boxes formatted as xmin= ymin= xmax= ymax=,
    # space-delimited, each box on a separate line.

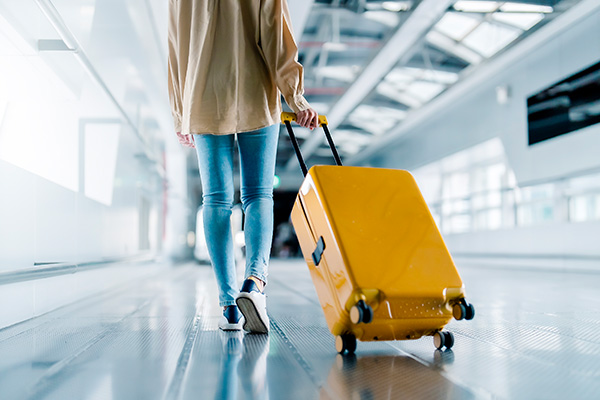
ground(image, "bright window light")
xmin=0 ymin=21 xmax=79 ymax=192
xmin=322 ymin=41 xmax=348 ymax=52
xmin=0 ymin=14 xmax=36 ymax=56
xmin=315 ymin=66 xmax=357 ymax=83
xmin=364 ymin=11 xmax=401 ymax=27
xmin=382 ymin=1 xmax=411 ymax=12
xmin=404 ymin=67 xmax=459 ymax=85
xmin=426 ymin=30 xmax=483 ymax=64
xmin=404 ymin=81 xmax=446 ymax=102
xmin=492 ymin=12 xmax=545 ymax=30
xmin=500 ymin=3 xmax=553 ymax=13
xmin=435 ymin=12 xmax=482 ymax=41
xmin=384 ymin=68 xmax=415 ymax=89
xmin=84 ymin=124 xmax=120 ymax=206
xmin=338 ymin=142 xmax=364 ymax=155
xmin=453 ymin=1 xmax=501 ymax=13
xmin=462 ymin=21 xmax=521 ymax=57
xmin=376 ymin=82 xmax=423 ymax=108
xmin=334 ymin=130 xmax=372 ymax=155
xmin=307 ymin=102 xmax=330 ymax=114
xmin=349 ymin=105 xmax=406 ymax=135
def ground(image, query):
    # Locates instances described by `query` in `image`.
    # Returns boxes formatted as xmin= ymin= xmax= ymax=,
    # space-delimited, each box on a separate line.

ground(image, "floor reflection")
xmin=322 ymin=350 xmax=470 ymax=400
xmin=216 ymin=332 xmax=270 ymax=400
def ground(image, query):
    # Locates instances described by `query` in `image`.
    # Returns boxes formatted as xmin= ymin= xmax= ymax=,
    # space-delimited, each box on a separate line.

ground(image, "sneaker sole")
xmin=219 ymin=324 xmax=242 ymax=331
xmin=236 ymin=297 xmax=269 ymax=334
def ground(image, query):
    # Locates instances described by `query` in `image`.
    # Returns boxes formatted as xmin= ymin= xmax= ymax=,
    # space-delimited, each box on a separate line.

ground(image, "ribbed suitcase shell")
xmin=291 ymin=165 xmax=465 ymax=342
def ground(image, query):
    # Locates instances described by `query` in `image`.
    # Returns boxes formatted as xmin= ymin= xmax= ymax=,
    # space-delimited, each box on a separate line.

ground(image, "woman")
xmin=168 ymin=0 xmax=318 ymax=333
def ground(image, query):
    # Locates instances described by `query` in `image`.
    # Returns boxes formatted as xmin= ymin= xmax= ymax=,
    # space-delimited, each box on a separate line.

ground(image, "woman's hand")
xmin=297 ymin=109 xmax=319 ymax=130
xmin=177 ymin=132 xmax=196 ymax=148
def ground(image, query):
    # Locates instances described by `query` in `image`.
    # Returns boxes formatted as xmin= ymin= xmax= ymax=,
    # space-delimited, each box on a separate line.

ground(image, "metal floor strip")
xmin=163 ymin=312 xmax=203 ymax=400
xmin=25 ymin=297 xmax=155 ymax=399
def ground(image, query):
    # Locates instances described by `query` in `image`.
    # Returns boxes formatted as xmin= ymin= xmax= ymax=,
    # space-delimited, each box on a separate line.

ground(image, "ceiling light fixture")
xmin=500 ymin=3 xmax=553 ymax=13
xmin=382 ymin=1 xmax=412 ymax=12
xmin=453 ymin=1 xmax=501 ymax=13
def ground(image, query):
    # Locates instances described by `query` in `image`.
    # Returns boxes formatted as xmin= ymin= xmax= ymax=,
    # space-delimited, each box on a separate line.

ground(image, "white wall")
xmin=446 ymin=221 xmax=600 ymax=257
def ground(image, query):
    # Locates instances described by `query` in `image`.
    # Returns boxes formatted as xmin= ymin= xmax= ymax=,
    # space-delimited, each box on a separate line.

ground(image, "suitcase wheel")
xmin=350 ymin=300 xmax=373 ymax=324
xmin=433 ymin=331 xmax=454 ymax=350
xmin=465 ymin=303 xmax=475 ymax=320
xmin=335 ymin=334 xmax=357 ymax=354
xmin=453 ymin=300 xmax=475 ymax=321
xmin=453 ymin=304 xmax=466 ymax=320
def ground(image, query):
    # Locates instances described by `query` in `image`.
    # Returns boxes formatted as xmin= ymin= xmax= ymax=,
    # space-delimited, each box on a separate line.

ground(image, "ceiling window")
xmin=462 ymin=21 xmax=522 ymax=57
xmin=348 ymin=105 xmax=406 ymax=135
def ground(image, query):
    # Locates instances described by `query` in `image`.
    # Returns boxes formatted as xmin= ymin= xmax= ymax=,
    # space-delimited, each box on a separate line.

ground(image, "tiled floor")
xmin=1 ymin=259 xmax=599 ymax=399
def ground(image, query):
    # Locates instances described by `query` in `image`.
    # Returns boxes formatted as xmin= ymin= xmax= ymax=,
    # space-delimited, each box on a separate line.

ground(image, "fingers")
xmin=297 ymin=111 xmax=308 ymax=128
xmin=177 ymin=132 xmax=196 ymax=148
xmin=297 ymin=109 xmax=319 ymax=130
xmin=310 ymin=111 xmax=319 ymax=129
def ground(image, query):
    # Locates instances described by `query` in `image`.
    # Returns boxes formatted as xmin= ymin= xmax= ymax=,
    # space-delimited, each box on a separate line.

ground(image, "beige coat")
xmin=168 ymin=0 xmax=310 ymax=136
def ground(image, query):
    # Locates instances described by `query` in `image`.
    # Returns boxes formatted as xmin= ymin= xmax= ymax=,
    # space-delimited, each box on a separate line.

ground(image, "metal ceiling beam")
xmin=285 ymin=0 xmax=455 ymax=171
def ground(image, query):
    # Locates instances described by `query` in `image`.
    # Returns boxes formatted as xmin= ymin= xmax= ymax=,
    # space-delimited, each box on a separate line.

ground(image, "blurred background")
xmin=0 ymin=0 xmax=598 ymax=328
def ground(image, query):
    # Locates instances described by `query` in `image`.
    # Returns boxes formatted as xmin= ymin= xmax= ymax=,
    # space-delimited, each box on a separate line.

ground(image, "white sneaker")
xmin=236 ymin=279 xmax=269 ymax=333
xmin=219 ymin=305 xmax=244 ymax=331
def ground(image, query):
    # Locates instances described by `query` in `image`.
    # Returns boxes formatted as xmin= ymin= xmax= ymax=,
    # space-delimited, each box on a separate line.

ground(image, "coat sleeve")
xmin=167 ymin=1 xmax=183 ymax=133
xmin=259 ymin=0 xmax=311 ymax=114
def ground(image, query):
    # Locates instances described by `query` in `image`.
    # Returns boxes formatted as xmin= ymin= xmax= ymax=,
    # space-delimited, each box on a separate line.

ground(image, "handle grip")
xmin=281 ymin=112 xmax=329 ymax=127
xmin=281 ymin=112 xmax=342 ymax=177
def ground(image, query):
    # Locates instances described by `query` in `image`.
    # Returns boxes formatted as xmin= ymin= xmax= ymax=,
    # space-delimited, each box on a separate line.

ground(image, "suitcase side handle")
xmin=281 ymin=112 xmax=343 ymax=177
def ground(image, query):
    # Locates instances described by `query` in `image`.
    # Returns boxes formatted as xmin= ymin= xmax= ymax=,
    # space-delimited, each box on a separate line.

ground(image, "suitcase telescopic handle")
xmin=281 ymin=112 xmax=343 ymax=177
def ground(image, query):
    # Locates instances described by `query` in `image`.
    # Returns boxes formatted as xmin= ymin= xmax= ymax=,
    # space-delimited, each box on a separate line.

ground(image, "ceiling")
xmin=276 ymin=0 xmax=579 ymax=180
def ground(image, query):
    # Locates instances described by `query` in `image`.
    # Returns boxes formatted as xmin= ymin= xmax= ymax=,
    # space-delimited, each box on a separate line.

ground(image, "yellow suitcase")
xmin=282 ymin=113 xmax=475 ymax=354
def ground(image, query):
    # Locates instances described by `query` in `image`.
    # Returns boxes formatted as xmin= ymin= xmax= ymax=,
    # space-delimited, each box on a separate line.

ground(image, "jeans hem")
xmin=220 ymin=299 xmax=237 ymax=307
xmin=245 ymin=270 xmax=268 ymax=286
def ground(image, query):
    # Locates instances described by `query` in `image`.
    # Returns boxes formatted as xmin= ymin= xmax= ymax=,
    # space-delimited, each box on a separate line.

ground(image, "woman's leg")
xmin=194 ymin=133 xmax=238 ymax=307
xmin=237 ymin=125 xmax=279 ymax=286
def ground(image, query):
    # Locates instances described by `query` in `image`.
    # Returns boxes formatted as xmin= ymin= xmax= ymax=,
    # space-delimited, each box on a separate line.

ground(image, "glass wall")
xmin=0 ymin=0 xmax=169 ymax=266
xmin=413 ymin=139 xmax=600 ymax=235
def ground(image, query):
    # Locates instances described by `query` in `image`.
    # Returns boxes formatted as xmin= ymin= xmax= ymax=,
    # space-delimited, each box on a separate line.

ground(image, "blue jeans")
xmin=194 ymin=125 xmax=279 ymax=307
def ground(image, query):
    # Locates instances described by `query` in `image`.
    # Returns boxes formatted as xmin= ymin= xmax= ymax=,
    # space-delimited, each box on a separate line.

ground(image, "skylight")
xmin=435 ymin=12 xmax=482 ymax=41
xmin=426 ymin=30 xmax=484 ymax=64
xmin=405 ymin=81 xmax=446 ymax=103
xmin=462 ymin=21 xmax=521 ymax=57
xmin=334 ymin=130 xmax=372 ymax=155
xmin=385 ymin=67 xmax=459 ymax=86
xmin=492 ymin=12 xmax=545 ymax=30
xmin=364 ymin=11 xmax=401 ymax=27
xmin=377 ymin=66 xmax=459 ymax=108
xmin=403 ymin=67 xmax=459 ymax=85
xmin=376 ymin=82 xmax=423 ymax=108
xmin=431 ymin=2 xmax=550 ymax=61
xmin=349 ymin=105 xmax=406 ymax=135
xmin=315 ymin=65 xmax=357 ymax=83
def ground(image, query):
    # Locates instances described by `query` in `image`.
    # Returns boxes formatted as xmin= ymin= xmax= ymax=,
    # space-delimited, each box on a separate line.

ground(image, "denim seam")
xmin=245 ymin=266 xmax=268 ymax=285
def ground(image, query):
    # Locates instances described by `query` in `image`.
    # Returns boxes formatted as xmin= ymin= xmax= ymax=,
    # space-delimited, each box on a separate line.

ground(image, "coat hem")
xmin=182 ymin=111 xmax=280 ymax=136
